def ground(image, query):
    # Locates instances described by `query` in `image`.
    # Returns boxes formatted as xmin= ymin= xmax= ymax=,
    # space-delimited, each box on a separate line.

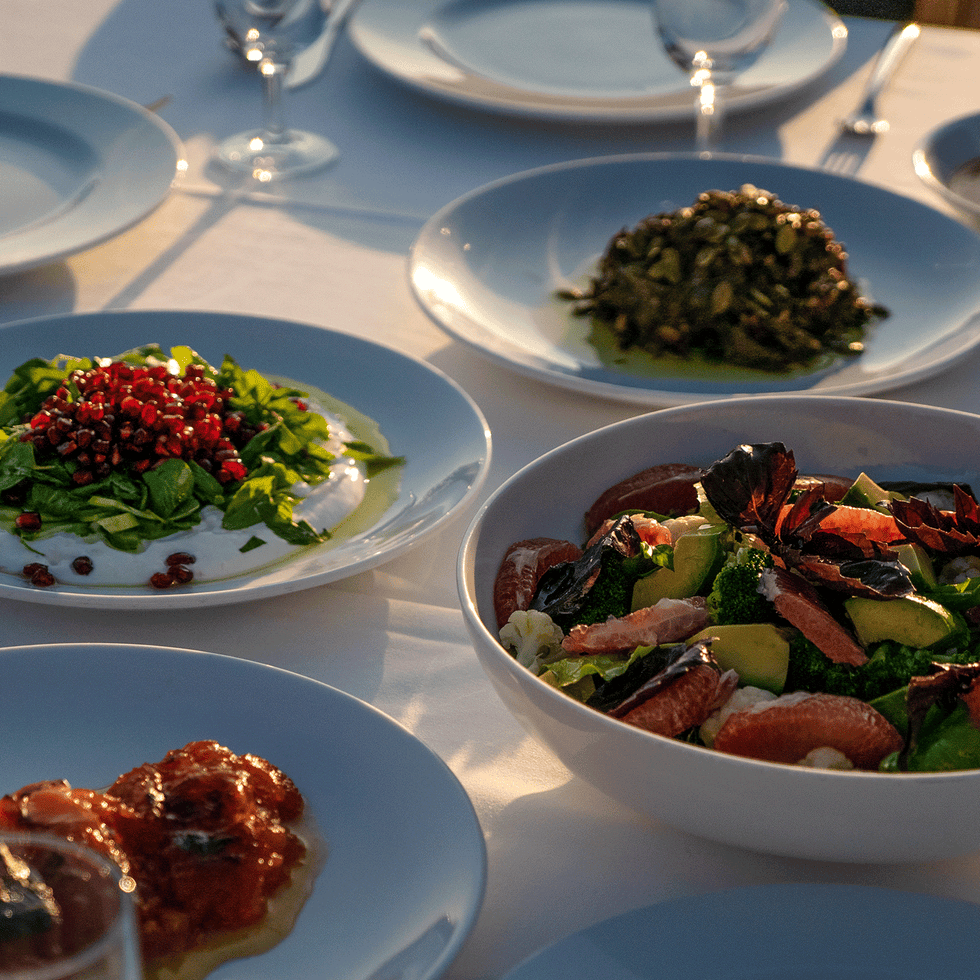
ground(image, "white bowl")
xmin=914 ymin=111 xmax=980 ymax=222
xmin=458 ymin=395 xmax=980 ymax=863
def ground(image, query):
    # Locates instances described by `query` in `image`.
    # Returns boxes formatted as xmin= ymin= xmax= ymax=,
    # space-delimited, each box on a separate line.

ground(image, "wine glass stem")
xmin=695 ymin=78 xmax=720 ymax=153
xmin=261 ymin=58 xmax=288 ymax=143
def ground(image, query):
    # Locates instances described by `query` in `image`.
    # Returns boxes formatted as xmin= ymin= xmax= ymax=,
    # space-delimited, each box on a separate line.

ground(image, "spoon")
xmin=839 ymin=22 xmax=920 ymax=135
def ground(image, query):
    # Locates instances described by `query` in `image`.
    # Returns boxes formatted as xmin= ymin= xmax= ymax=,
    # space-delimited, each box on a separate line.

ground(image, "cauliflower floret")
xmin=798 ymin=747 xmax=855 ymax=770
xmin=661 ymin=514 xmax=710 ymax=544
xmin=939 ymin=554 xmax=980 ymax=585
xmin=700 ymin=685 xmax=777 ymax=748
xmin=499 ymin=609 xmax=565 ymax=674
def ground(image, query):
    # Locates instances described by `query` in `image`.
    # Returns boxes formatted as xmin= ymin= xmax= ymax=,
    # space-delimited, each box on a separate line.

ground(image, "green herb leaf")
xmin=142 ymin=458 xmax=195 ymax=518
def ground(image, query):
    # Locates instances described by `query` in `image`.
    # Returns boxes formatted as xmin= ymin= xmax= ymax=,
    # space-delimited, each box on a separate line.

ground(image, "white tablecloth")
xmin=4 ymin=3 xmax=980 ymax=977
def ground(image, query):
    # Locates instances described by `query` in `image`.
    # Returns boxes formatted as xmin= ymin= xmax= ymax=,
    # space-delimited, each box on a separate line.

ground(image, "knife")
xmin=287 ymin=0 xmax=366 ymax=89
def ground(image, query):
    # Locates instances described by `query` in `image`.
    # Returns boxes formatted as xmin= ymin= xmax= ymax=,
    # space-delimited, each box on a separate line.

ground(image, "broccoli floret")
xmin=557 ymin=548 xmax=660 ymax=630
xmin=784 ymin=632 xmax=980 ymax=702
xmin=706 ymin=547 xmax=775 ymax=625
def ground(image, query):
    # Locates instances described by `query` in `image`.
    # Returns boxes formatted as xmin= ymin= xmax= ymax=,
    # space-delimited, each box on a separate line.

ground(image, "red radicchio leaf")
xmin=774 ymin=483 xmax=838 ymax=544
xmin=795 ymin=556 xmax=914 ymax=598
xmin=605 ymin=639 xmax=719 ymax=718
xmin=703 ymin=442 xmax=913 ymax=597
xmin=890 ymin=492 xmax=980 ymax=555
xmin=900 ymin=663 xmax=980 ymax=768
xmin=701 ymin=443 xmax=798 ymax=546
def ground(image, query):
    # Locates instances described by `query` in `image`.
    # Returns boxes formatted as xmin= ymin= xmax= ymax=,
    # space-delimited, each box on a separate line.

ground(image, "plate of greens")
xmin=0 ymin=310 xmax=490 ymax=608
xmin=410 ymin=153 xmax=980 ymax=405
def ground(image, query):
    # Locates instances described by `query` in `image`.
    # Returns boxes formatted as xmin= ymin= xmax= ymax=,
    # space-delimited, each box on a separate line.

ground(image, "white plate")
xmin=349 ymin=0 xmax=845 ymax=122
xmin=503 ymin=885 xmax=978 ymax=980
xmin=0 ymin=75 xmax=181 ymax=274
xmin=0 ymin=310 xmax=491 ymax=608
xmin=913 ymin=110 xmax=980 ymax=221
xmin=411 ymin=152 xmax=980 ymax=406
xmin=0 ymin=643 xmax=486 ymax=980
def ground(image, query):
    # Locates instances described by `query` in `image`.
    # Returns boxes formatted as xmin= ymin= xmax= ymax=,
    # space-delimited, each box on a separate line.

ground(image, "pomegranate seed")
xmin=23 ymin=563 xmax=55 ymax=587
xmin=169 ymin=565 xmax=194 ymax=585
xmin=23 ymin=359 xmax=252 ymax=487
xmin=15 ymin=513 xmax=41 ymax=531
xmin=120 ymin=395 xmax=142 ymax=417
xmin=71 ymin=556 xmax=94 ymax=575
xmin=166 ymin=552 xmax=196 ymax=566
xmin=149 ymin=572 xmax=173 ymax=589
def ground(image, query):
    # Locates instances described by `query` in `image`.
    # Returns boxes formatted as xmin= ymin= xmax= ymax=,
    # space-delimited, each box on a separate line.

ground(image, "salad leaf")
xmin=142 ymin=459 xmax=195 ymax=519
xmin=0 ymin=355 xmax=94 ymax=428
xmin=545 ymin=644 xmax=656 ymax=696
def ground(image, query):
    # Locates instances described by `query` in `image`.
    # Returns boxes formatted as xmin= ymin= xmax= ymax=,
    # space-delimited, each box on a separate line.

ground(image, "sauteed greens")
xmin=560 ymin=185 xmax=888 ymax=372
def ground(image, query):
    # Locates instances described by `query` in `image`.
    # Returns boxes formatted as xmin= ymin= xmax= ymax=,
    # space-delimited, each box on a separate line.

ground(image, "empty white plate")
xmin=0 ymin=75 xmax=181 ymax=274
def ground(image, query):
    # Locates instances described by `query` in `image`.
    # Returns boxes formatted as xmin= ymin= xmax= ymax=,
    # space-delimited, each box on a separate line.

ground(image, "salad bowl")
xmin=458 ymin=395 xmax=980 ymax=863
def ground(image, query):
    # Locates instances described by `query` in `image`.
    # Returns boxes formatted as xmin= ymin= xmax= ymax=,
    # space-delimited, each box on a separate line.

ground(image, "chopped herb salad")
xmin=0 ymin=345 xmax=404 ymax=588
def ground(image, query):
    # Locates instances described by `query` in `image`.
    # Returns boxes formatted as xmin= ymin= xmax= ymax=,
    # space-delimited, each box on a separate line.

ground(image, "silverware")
xmin=143 ymin=94 xmax=173 ymax=113
xmin=839 ymin=21 xmax=920 ymax=136
xmin=287 ymin=0 xmax=366 ymax=89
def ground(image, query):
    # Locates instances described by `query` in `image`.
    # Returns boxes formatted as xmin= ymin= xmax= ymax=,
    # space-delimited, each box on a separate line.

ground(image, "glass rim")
xmin=0 ymin=830 xmax=139 ymax=980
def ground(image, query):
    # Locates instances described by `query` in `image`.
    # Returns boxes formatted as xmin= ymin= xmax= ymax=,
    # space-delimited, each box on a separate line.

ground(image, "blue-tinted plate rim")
xmin=349 ymin=0 xmax=846 ymax=122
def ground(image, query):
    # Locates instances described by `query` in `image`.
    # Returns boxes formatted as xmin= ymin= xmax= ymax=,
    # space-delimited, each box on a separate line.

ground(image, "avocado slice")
xmin=844 ymin=595 xmax=962 ymax=649
xmin=631 ymin=524 xmax=725 ymax=611
xmin=893 ymin=542 xmax=937 ymax=590
xmin=869 ymin=686 xmax=910 ymax=737
xmin=840 ymin=472 xmax=895 ymax=511
xmin=692 ymin=623 xmax=791 ymax=694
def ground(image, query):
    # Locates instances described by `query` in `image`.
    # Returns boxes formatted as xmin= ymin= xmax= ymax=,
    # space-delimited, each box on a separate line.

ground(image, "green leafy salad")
xmin=0 ymin=344 xmax=403 ymax=559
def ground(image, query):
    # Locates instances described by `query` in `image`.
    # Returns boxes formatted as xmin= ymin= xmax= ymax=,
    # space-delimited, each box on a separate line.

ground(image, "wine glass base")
xmin=216 ymin=128 xmax=339 ymax=181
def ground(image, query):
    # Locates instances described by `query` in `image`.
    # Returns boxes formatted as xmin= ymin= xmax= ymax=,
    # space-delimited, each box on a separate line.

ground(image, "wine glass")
xmin=214 ymin=0 xmax=338 ymax=181
xmin=0 ymin=832 xmax=143 ymax=980
xmin=653 ymin=0 xmax=787 ymax=152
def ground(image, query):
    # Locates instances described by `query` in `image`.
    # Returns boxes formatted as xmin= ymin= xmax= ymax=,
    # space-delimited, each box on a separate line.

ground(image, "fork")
xmin=819 ymin=22 xmax=920 ymax=176
xmin=839 ymin=21 xmax=920 ymax=136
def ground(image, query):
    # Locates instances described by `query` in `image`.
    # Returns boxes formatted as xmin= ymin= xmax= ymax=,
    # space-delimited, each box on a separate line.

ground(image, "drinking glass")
xmin=214 ymin=0 xmax=338 ymax=180
xmin=653 ymin=0 xmax=787 ymax=152
xmin=0 ymin=832 xmax=142 ymax=980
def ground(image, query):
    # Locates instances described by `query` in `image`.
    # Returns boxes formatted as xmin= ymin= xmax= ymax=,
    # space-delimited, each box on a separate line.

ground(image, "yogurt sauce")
xmin=0 ymin=400 xmax=379 ymax=588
